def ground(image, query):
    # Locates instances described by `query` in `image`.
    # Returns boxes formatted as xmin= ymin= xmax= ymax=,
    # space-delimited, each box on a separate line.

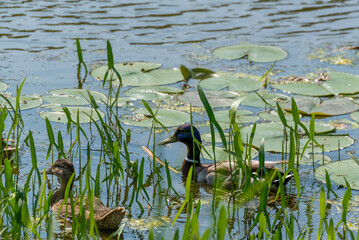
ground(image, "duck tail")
xmin=271 ymin=170 xmax=294 ymax=188
xmin=96 ymin=207 xmax=126 ymax=230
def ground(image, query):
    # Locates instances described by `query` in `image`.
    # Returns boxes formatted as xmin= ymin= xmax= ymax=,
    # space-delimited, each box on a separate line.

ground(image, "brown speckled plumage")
xmin=46 ymin=159 xmax=126 ymax=230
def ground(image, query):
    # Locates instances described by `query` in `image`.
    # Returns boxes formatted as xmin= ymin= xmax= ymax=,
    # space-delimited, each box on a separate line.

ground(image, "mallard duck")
xmin=159 ymin=124 xmax=292 ymax=188
xmin=46 ymin=159 xmax=126 ymax=230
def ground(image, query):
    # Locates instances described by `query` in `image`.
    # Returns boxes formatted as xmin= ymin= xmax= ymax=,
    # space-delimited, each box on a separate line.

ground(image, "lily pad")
xmin=48 ymin=89 xmax=107 ymax=104
xmin=177 ymin=90 xmax=239 ymax=108
xmin=202 ymin=145 xmax=258 ymax=162
xmin=91 ymin=62 xmax=182 ymax=86
xmin=213 ymin=44 xmax=288 ymax=62
xmin=315 ymin=159 xmax=359 ymax=190
xmin=238 ymin=92 xmax=290 ymax=108
xmin=214 ymin=109 xmax=259 ymax=124
xmin=258 ymin=110 xmax=300 ymax=122
xmin=120 ymin=109 xmax=190 ymax=128
xmin=273 ymin=83 xmax=333 ymax=97
xmin=274 ymin=72 xmax=359 ymax=96
xmin=300 ymin=154 xmax=331 ymax=165
xmin=199 ymin=75 xmax=262 ymax=92
xmin=263 ymin=135 xmax=354 ymax=153
xmin=0 ymin=82 xmax=8 ymax=92
xmin=40 ymin=106 xmax=105 ymax=124
xmin=125 ymin=86 xmax=183 ymax=101
xmin=240 ymin=121 xmax=334 ymax=144
xmin=0 ymin=94 xmax=42 ymax=110
xmin=91 ymin=62 xmax=162 ymax=80
xmin=282 ymin=96 xmax=359 ymax=116
xmin=350 ymin=111 xmax=359 ymax=122
xmin=109 ymin=97 xmax=136 ymax=107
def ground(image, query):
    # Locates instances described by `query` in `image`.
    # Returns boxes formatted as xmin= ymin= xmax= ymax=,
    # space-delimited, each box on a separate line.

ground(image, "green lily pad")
xmin=177 ymin=90 xmax=239 ymax=108
xmin=125 ymin=86 xmax=183 ymax=101
xmin=109 ymin=97 xmax=136 ymax=107
xmin=202 ymin=145 xmax=258 ymax=162
xmin=214 ymin=109 xmax=259 ymax=124
xmin=238 ymin=92 xmax=290 ymax=108
xmin=263 ymin=135 xmax=354 ymax=153
xmin=0 ymin=82 xmax=8 ymax=92
xmin=239 ymin=121 xmax=334 ymax=145
xmin=258 ymin=110 xmax=300 ymax=122
xmin=91 ymin=62 xmax=182 ymax=86
xmin=42 ymin=95 xmax=91 ymax=106
xmin=282 ymin=97 xmax=359 ymax=116
xmin=40 ymin=106 xmax=105 ymax=124
xmin=300 ymin=154 xmax=331 ymax=165
xmin=199 ymin=75 xmax=262 ymax=92
xmin=91 ymin=62 xmax=162 ymax=80
xmin=0 ymin=94 xmax=42 ymax=110
xmin=213 ymin=44 xmax=288 ymax=62
xmin=48 ymin=89 xmax=107 ymax=103
xmin=273 ymin=83 xmax=333 ymax=96
xmin=273 ymin=72 xmax=359 ymax=96
xmin=120 ymin=109 xmax=190 ymax=127
xmin=325 ymin=71 xmax=359 ymax=95
xmin=315 ymin=159 xmax=359 ymax=190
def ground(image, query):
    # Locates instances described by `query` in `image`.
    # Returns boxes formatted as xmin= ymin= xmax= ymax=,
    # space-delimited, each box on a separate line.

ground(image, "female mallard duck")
xmin=46 ymin=159 xmax=126 ymax=230
xmin=159 ymin=124 xmax=292 ymax=188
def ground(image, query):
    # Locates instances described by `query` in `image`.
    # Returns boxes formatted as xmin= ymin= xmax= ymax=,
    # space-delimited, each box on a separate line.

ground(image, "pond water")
xmin=1 ymin=0 xmax=359 ymax=239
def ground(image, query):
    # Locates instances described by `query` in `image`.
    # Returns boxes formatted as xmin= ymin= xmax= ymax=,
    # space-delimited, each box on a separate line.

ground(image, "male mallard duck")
xmin=159 ymin=124 xmax=292 ymax=188
xmin=46 ymin=159 xmax=126 ymax=230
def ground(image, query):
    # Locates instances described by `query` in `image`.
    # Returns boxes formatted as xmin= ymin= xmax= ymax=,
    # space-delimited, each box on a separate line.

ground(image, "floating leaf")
xmin=262 ymin=135 xmax=353 ymax=153
xmin=214 ymin=109 xmax=259 ymax=124
xmin=125 ymin=86 xmax=183 ymax=101
xmin=42 ymin=95 xmax=91 ymax=106
xmin=0 ymin=82 xmax=8 ymax=92
xmin=40 ymin=107 xmax=105 ymax=123
xmin=213 ymin=44 xmax=287 ymax=62
xmin=273 ymin=83 xmax=333 ymax=97
xmin=238 ymin=92 xmax=290 ymax=108
xmin=109 ymin=97 xmax=136 ymax=107
xmin=274 ymin=72 xmax=359 ymax=96
xmin=202 ymin=145 xmax=258 ymax=162
xmin=91 ymin=62 xmax=161 ymax=80
xmin=315 ymin=159 xmax=359 ymax=190
xmin=199 ymin=74 xmax=262 ymax=92
xmin=0 ymin=94 xmax=42 ymax=110
xmin=177 ymin=90 xmax=239 ymax=108
xmin=282 ymin=96 xmax=359 ymax=116
xmin=300 ymin=154 xmax=331 ymax=165
xmin=120 ymin=109 xmax=190 ymax=127
xmin=91 ymin=62 xmax=182 ymax=86
xmin=258 ymin=110 xmax=299 ymax=122
xmin=48 ymin=89 xmax=107 ymax=103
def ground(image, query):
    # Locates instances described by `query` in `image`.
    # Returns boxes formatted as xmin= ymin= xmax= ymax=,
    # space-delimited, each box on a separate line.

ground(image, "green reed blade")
xmin=106 ymin=40 xmax=114 ymax=69
xmin=197 ymin=85 xmax=227 ymax=148
xmin=217 ymin=206 xmax=227 ymax=240
xmin=276 ymin=102 xmax=288 ymax=127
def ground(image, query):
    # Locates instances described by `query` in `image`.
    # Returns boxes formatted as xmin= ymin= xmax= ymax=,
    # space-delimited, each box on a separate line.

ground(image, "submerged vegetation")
xmin=0 ymin=40 xmax=359 ymax=239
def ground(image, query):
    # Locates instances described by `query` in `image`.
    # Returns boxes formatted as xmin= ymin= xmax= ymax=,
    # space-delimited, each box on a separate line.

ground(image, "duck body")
xmin=160 ymin=124 xmax=292 ymax=188
xmin=46 ymin=159 xmax=126 ymax=230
